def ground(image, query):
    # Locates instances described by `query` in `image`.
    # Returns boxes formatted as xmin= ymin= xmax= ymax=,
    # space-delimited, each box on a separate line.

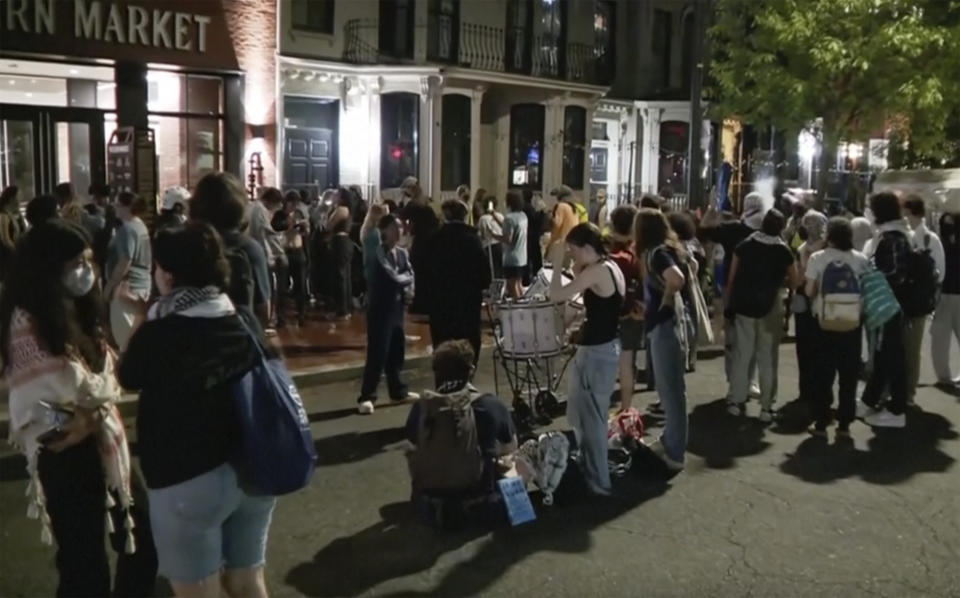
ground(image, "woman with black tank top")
xmin=548 ymin=223 xmax=624 ymax=496
xmin=635 ymin=209 xmax=690 ymax=473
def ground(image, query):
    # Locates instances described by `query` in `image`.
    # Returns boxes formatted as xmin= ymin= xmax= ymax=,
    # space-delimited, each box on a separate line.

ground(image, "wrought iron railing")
xmin=343 ymin=19 xmax=380 ymax=65
xmin=342 ymin=19 xmax=610 ymax=85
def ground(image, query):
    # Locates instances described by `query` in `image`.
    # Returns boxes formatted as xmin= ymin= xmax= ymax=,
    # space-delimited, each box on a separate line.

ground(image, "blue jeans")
xmin=147 ymin=463 xmax=276 ymax=583
xmin=567 ymin=340 xmax=620 ymax=494
xmin=648 ymin=321 xmax=688 ymax=464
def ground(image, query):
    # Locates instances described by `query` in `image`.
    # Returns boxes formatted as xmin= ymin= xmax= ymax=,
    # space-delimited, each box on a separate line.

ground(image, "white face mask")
xmin=63 ymin=263 xmax=96 ymax=297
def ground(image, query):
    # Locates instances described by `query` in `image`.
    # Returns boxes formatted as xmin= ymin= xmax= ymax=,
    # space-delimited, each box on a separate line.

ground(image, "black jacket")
xmin=118 ymin=313 xmax=259 ymax=489
xmin=426 ymin=222 xmax=491 ymax=319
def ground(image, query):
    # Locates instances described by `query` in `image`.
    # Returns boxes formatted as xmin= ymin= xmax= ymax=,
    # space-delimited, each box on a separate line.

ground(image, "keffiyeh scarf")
xmin=5 ymin=308 xmax=136 ymax=553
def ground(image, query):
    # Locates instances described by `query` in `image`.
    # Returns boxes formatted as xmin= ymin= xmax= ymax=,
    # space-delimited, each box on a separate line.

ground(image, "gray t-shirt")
xmin=108 ymin=217 xmax=152 ymax=297
xmin=502 ymin=211 xmax=528 ymax=267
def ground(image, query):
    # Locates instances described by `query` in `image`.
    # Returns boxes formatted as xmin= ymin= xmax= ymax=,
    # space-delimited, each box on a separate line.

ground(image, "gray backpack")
xmin=408 ymin=390 xmax=485 ymax=492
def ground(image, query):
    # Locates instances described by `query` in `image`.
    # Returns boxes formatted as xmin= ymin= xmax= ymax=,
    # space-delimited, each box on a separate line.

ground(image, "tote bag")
xmin=233 ymin=317 xmax=317 ymax=495
xmin=860 ymin=268 xmax=900 ymax=331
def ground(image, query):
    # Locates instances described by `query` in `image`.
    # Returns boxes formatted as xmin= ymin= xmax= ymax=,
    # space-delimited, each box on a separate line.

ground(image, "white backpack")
xmin=817 ymin=260 xmax=862 ymax=332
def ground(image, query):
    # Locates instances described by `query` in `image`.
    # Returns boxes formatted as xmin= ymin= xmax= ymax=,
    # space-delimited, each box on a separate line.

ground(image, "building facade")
xmin=276 ymin=0 xmax=614 ymax=204
xmin=589 ymin=0 xmax=705 ymax=209
xmin=0 ymin=0 xmax=278 ymax=202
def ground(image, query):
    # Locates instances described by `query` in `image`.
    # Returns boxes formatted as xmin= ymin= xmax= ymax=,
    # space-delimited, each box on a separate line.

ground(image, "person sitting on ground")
xmin=405 ymin=340 xmax=517 ymax=524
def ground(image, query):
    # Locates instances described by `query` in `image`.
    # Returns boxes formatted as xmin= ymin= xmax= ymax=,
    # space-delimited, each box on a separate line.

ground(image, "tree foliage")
xmin=709 ymin=0 xmax=960 ymax=171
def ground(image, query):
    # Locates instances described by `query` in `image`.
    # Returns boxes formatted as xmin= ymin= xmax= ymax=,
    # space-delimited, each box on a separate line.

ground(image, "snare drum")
xmin=499 ymin=300 xmax=567 ymax=357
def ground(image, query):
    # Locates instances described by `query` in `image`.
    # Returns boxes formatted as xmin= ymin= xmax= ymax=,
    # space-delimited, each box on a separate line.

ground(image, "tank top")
xmin=580 ymin=261 xmax=623 ymax=346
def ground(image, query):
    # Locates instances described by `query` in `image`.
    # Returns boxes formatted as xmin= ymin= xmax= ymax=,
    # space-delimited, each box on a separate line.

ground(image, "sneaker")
xmin=758 ymin=408 xmax=777 ymax=423
xmin=856 ymin=399 xmax=879 ymax=419
xmin=749 ymin=383 xmax=761 ymax=398
xmin=726 ymin=400 xmax=745 ymax=416
xmin=264 ymin=327 xmax=278 ymax=338
xmin=644 ymin=438 xmax=684 ymax=472
xmin=358 ymin=400 xmax=375 ymax=415
xmin=864 ymin=409 xmax=906 ymax=429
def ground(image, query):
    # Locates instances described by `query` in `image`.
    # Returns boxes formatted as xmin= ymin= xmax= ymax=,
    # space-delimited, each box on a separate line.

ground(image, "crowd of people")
xmin=1 ymin=171 xmax=958 ymax=596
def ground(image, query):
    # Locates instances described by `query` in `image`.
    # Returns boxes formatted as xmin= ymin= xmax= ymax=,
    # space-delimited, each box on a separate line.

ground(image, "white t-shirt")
xmin=805 ymin=248 xmax=871 ymax=282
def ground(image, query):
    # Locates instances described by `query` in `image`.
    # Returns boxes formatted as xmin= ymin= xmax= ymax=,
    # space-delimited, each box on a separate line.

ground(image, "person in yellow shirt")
xmin=546 ymin=185 xmax=581 ymax=253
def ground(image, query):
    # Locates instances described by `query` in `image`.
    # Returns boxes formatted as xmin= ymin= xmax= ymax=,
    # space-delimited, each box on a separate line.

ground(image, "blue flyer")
xmin=498 ymin=477 xmax=536 ymax=526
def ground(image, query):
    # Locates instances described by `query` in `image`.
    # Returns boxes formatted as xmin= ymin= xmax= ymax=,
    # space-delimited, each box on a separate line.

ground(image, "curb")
xmin=1 ymin=344 xmax=725 ymax=437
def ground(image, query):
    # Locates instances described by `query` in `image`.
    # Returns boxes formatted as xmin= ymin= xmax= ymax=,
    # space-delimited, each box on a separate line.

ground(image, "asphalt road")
xmin=1 ymin=340 xmax=959 ymax=597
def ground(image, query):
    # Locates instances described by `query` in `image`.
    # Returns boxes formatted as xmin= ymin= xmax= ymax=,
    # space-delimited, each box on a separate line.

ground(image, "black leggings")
xmin=37 ymin=436 xmax=157 ymax=597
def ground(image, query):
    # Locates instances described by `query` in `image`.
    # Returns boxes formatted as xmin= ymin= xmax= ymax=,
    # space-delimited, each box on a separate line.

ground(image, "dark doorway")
xmin=380 ymin=0 xmax=416 ymax=60
xmin=381 ymin=93 xmax=420 ymax=188
xmin=283 ymin=97 xmax=339 ymax=192
xmin=508 ymin=103 xmax=545 ymax=191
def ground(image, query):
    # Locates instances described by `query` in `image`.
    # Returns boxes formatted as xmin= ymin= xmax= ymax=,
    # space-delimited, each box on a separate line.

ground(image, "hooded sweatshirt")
xmin=118 ymin=288 xmax=260 ymax=489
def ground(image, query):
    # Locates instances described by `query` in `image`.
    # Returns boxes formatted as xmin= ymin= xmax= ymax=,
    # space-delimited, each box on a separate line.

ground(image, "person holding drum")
xmin=548 ymin=224 xmax=625 ymax=497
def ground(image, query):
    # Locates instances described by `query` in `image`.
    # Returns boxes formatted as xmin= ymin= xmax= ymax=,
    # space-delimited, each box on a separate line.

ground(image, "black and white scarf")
xmin=148 ymin=286 xmax=234 ymax=321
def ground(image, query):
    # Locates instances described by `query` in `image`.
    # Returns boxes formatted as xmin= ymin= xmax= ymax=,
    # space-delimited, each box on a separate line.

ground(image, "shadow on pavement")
xmin=686 ymin=399 xmax=773 ymax=469
xmin=314 ymin=427 xmax=407 ymax=467
xmin=307 ymin=407 xmax=360 ymax=424
xmin=286 ymin=468 xmax=670 ymax=597
xmin=779 ymin=407 xmax=958 ymax=485
xmin=0 ymin=453 xmax=27 ymax=482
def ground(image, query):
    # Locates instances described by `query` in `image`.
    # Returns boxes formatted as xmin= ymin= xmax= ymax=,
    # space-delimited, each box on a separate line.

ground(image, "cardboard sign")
xmin=497 ymin=477 xmax=536 ymax=526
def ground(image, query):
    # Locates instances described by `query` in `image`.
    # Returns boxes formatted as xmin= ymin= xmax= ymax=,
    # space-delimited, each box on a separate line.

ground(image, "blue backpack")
xmin=233 ymin=316 xmax=316 ymax=495
xmin=817 ymin=260 xmax=862 ymax=332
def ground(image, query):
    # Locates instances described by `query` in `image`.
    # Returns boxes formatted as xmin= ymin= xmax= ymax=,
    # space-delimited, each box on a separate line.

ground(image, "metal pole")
xmin=686 ymin=0 xmax=706 ymax=209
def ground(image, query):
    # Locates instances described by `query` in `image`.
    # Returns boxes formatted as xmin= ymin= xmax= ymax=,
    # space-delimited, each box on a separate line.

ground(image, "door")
xmin=0 ymin=104 xmax=105 ymax=197
xmin=284 ymin=128 xmax=335 ymax=191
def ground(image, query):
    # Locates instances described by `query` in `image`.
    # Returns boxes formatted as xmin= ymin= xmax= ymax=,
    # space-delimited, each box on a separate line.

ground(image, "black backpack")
xmin=898 ymin=232 xmax=940 ymax=317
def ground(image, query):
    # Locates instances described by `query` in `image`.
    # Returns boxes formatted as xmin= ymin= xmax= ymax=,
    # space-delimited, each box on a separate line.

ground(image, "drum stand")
xmin=486 ymin=303 xmax=575 ymax=430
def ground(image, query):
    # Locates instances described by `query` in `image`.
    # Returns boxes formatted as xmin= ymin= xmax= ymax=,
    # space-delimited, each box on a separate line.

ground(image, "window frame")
xmin=292 ymin=0 xmax=335 ymax=35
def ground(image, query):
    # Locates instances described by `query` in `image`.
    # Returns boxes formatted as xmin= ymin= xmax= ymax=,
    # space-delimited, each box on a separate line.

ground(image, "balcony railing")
xmin=342 ymin=19 xmax=610 ymax=85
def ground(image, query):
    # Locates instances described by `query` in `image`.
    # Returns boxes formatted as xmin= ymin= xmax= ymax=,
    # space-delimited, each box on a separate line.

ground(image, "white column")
xmin=424 ymin=76 xmax=444 ymax=199
xmin=582 ymin=101 xmax=597 ymax=196
xmin=368 ymin=77 xmax=383 ymax=195
xmin=469 ymin=86 xmax=485 ymax=191
xmin=641 ymin=107 xmax=663 ymax=194
xmin=543 ymin=97 xmax=565 ymax=196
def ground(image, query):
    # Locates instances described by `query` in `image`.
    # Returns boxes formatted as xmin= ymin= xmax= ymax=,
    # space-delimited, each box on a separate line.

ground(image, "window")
xmin=292 ymin=0 xmax=335 ymax=34
xmin=428 ymin=0 xmax=460 ymax=63
xmin=652 ymin=9 xmax=672 ymax=89
xmin=380 ymin=0 xmax=415 ymax=59
xmin=562 ymin=106 xmax=586 ymax=189
xmin=594 ymin=0 xmax=615 ymax=83
xmin=538 ymin=0 xmax=566 ymax=77
xmin=506 ymin=0 xmax=533 ymax=73
xmin=509 ymin=104 xmax=545 ymax=189
xmin=441 ymin=94 xmax=470 ymax=190
xmin=380 ymin=93 xmax=419 ymax=188
xmin=106 ymin=71 xmax=225 ymax=192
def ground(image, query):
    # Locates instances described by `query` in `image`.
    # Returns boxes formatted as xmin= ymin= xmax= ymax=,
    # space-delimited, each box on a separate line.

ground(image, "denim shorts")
xmin=147 ymin=463 xmax=276 ymax=583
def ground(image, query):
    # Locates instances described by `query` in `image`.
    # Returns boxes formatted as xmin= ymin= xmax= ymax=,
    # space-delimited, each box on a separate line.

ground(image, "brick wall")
xmin=224 ymin=0 xmax=278 ymax=187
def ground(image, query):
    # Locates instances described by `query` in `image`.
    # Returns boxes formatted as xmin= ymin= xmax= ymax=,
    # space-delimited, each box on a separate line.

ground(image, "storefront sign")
xmin=1 ymin=0 xmax=238 ymax=70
